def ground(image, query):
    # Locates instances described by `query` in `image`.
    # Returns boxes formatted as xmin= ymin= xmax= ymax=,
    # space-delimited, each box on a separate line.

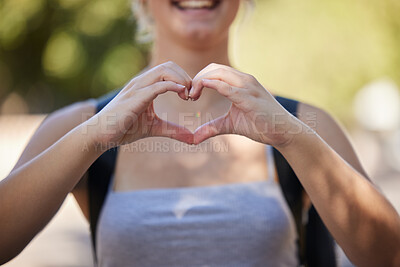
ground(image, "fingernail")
xmin=188 ymin=86 xmax=194 ymax=97
xmin=185 ymin=88 xmax=189 ymax=99
xmin=177 ymin=84 xmax=185 ymax=88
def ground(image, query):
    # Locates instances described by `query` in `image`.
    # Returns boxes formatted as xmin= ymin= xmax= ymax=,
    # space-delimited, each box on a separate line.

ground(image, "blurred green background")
xmin=0 ymin=0 xmax=399 ymax=126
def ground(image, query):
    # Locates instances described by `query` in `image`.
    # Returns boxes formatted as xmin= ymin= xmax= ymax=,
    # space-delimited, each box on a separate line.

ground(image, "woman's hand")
xmin=87 ymin=61 xmax=194 ymax=149
xmin=190 ymin=63 xmax=300 ymax=146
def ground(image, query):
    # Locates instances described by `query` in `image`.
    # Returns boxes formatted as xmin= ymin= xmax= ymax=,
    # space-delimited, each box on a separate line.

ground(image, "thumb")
xmin=150 ymin=117 xmax=194 ymax=145
xmin=193 ymin=115 xmax=231 ymax=144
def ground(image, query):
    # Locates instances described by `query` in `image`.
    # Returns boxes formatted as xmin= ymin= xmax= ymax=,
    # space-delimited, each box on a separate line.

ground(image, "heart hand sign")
xmin=86 ymin=62 xmax=298 ymax=151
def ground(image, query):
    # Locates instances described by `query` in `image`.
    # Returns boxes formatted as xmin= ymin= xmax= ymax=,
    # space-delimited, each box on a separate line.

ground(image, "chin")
xmin=182 ymin=24 xmax=220 ymax=41
xmin=169 ymin=0 xmax=237 ymax=45
xmin=149 ymin=0 xmax=239 ymax=47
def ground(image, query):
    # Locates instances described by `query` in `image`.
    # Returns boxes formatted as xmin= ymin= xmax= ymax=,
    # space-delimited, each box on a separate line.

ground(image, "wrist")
xmin=273 ymin=116 xmax=316 ymax=151
xmin=76 ymin=117 xmax=111 ymax=154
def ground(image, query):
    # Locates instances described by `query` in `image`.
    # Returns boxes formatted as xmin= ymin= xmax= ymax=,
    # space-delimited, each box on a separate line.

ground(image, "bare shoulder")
xmin=297 ymin=102 xmax=369 ymax=179
xmin=12 ymin=99 xmax=97 ymax=170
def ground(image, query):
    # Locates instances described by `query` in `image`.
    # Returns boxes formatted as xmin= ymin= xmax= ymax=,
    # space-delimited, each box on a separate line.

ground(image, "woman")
xmin=1 ymin=0 xmax=399 ymax=266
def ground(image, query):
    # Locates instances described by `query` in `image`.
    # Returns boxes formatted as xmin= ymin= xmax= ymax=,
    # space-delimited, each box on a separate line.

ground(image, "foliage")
xmin=0 ymin=0 xmax=148 ymax=112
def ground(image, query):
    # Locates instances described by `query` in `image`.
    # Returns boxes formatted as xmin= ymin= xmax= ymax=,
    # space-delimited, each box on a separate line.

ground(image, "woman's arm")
xmin=281 ymin=104 xmax=400 ymax=267
xmin=0 ymin=117 xmax=104 ymax=264
xmin=0 ymin=61 xmax=193 ymax=264
xmin=191 ymin=63 xmax=400 ymax=267
xmin=10 ymin=101 xmax=98 ymax=222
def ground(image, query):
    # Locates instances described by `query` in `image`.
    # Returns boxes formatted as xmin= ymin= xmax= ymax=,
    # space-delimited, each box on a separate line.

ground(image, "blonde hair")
xmin=131 ymin=0 xmax=255 ymax=43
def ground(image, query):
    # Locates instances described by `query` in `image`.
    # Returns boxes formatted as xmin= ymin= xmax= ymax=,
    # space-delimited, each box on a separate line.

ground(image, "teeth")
xmin=176 ymin=0 xmax=215 ymax=9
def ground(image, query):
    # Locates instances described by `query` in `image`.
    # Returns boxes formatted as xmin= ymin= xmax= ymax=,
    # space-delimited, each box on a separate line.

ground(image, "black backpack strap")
xmin=273 ymin=96 xmax=305 ymax=264
xmin=274 ymin=96 xmax=337 ymax=267
xmin=306 ymin=206 xmax=337 ymax=267
xmin=87 ymin=89 xmax=121 ymax=262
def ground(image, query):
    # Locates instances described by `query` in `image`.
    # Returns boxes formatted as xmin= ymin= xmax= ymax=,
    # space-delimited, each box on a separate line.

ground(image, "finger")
xmin=193 ymin=115 xmax=230 ymax=144
xmin=140 ymin=81 xmax=187 ymax=104
xmin=192 ymin=63 xmax=244 ymax=81
xmin=195 ymin=79 xmax=245 ymax=104
xmin=190 ymin=64 xmax=249 ymax=99
xmin=150 ymin=117 xmax=194 ymax=145
xmin=134 ymin=62 xmax=192 ymax=88
xmin=129 ymin=61 xmax=192 ymax=96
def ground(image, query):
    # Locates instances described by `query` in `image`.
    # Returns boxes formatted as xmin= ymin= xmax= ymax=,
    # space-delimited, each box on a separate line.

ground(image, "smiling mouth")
xmin=171 ymin=0 xmax=222 ymax=10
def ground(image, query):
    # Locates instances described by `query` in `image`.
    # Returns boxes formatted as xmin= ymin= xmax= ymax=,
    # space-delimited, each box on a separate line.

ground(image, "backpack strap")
xmin=306 ymin=206 xmax=337 ymax=267
xmin=87 ymin=89 xmax=121 ymax=262
xmin=273 ymin=96 xmax=305 ymax=264
xmin=274 ymin=96 xmax=337 ymax=267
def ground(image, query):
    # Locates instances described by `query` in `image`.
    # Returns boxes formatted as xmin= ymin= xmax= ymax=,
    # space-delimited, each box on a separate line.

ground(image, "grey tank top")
xmin=96 ymin=146 xmax=299 ymax=267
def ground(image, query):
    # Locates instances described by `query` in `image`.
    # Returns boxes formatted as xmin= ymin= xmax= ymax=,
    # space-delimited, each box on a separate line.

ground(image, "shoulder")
xmin=297 ymin=101 xmax=370 ymax=179
xmin=12 ymin=99 xmax=97 ymax=171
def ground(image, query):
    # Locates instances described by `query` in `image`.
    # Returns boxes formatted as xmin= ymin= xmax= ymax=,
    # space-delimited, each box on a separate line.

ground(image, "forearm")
xmin=276 ymin=120 xmax=400 ymax=266
xmin=0 ymin=122 xmax=104 ymax=263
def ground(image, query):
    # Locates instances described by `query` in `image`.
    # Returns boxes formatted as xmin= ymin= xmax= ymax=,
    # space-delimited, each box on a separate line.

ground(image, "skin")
xmin=0 ymin=0 xmax=399 ymax=266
